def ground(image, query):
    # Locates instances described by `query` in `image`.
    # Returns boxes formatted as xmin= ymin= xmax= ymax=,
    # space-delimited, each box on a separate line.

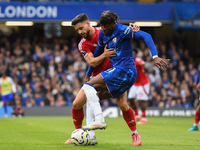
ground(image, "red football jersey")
xmin=78 ymin=27 xmax=111 ymax=76
xmin=134 ymin=57 xmax=149 ymax=86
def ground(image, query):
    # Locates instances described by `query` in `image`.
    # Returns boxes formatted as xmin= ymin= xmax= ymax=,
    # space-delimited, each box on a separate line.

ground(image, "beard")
xmin=81 ymin=29 xmax=90 ymax=38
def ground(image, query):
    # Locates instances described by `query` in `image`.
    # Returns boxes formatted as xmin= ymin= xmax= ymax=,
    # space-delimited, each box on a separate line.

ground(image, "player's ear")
xmin=86 ymin=21 xmax=90 ymax=26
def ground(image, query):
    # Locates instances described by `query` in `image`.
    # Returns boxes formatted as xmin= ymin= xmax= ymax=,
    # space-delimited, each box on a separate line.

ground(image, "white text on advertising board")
xmin=0 ymin=6 xmax=57 ymax=18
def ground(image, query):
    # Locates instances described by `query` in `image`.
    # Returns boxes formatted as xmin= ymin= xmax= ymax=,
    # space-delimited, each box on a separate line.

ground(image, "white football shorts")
xmin=128 ymin=83 xmax=150 ymax=101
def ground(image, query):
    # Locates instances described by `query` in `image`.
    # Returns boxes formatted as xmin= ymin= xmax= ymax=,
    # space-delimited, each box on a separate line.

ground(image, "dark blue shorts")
xmin=1 ymin=93 xmax=14 ymax=102
xmin=101 ymin=66 xmax=137 ymax=98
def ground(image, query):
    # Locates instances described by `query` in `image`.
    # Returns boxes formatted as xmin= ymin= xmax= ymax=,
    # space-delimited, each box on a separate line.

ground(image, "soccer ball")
xmin=70 ymin=129 xmax=90 ymax=146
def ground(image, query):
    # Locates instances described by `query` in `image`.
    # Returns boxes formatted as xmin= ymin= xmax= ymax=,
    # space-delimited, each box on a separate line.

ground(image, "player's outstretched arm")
xmin=133 ymin=30 xmax=169 ymax=69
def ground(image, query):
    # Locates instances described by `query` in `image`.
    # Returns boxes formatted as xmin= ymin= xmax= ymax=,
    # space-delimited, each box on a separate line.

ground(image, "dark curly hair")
xmin=99 ymin=10 xmax=119 ymax=25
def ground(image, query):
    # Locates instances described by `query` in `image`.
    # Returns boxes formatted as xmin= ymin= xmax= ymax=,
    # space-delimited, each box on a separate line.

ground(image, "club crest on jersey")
xmin=112 ymin=37 xmax=117 ymax=43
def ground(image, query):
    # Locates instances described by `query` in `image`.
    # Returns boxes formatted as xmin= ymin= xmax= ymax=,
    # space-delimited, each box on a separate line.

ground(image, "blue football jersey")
xmin=98 ymin=23 xmax=135 ymax=70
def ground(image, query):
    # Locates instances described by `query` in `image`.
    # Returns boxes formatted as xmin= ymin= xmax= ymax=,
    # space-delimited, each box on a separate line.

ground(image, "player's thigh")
xmin=72 ymin=88 xmax=87 ymax=109
xmin=87 ymin=74 xmax=108 ymax=91
xmin=97 ymin=91 xmax=112 ymax=101
xmin=115 ymin=92 xmax=129 ymax=111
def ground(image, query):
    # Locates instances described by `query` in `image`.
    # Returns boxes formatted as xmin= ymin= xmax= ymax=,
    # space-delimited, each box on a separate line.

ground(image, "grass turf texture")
xmin=0 ymin=117 xmax=199 ymax=150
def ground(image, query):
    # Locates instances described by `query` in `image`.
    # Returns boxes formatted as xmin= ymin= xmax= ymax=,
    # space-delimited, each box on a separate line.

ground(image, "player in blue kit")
xmin=72 ymin=10 xmax=169 ymax=146
xmin=73 ymin=11 xmax=169 ymax=146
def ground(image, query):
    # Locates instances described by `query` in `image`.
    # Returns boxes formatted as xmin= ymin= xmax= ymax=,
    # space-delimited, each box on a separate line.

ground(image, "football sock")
xmin=194 ymin=110 xmax=200 ymax=125
xmin=72 ymin=107 xmax=84 ymax=129
xmin=82 ymin=83 xmax=104 ymax=122
xmin=122 ymin=107 xmax=137 ymax=131
xmin=131 ymin=130 xmax=138 ymax=136
xmin=134 ymin=109 xmax=139 ymax=116
xmin=142 ymin=110 xmax=146 ymax=118
xmin=3 ymin=101 xmax=7 ymax=114
xmin=86 ymin=100 xmax=95 ymax=139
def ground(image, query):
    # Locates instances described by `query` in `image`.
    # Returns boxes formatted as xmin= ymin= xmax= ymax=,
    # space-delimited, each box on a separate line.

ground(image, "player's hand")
xmin=84 ymin=75 xmax=90 ymax=83
xmin=153 ymin=57 xmax=170 ymax=69
xmin=129 ymin=23 xmax=140 ymax=32
xmin=197 ymin=83 xmax=200 ymax=91
xmin=104 ymin=45 xmax=116 ymax=57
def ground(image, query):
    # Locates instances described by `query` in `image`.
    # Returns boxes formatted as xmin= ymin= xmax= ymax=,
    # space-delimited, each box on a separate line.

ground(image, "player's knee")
xmin=117 ymin=103 xmax=129 ymax=111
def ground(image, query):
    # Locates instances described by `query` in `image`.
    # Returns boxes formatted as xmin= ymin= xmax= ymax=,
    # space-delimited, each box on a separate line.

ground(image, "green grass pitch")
xmin=0 ymin=117 xmax=199 ymax=150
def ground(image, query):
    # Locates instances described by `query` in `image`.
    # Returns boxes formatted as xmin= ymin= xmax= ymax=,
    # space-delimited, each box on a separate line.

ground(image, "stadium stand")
xmin=0 ymin=25 xmax=199 ymax=109
xmin=0 ymin=0 xmax=199 ymax=112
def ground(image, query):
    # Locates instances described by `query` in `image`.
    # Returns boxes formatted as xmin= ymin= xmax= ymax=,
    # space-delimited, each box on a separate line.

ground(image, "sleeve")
xmin=133 ymin=31 xmax=158 ymax=57
xmin=123 ymin=26 xmax=133 ymax=39
xmin=9 ymin=77 xmax=17 ymax=93
xmin=86 ymin=66 xmax=94 ymax=76
xmin=85 ymin=44 xmax=105 ymax=76
xmin=78 ymin=40 xmax=92 ymax=58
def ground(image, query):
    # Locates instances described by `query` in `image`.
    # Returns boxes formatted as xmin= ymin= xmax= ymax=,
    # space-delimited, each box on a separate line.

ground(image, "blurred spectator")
xmin=12 ymin=95 xmax=24 ymax=117
xmin=55 ymin=95 xmax=66 ymax=107
xmin=34 ymin=92 xmax=44 ymax=107
xmin=0 ymin=24 xmax=199 ymax=110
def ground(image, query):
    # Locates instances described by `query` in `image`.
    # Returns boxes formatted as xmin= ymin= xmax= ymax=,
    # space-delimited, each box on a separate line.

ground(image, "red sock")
xmin=134 ymin=109 xmax=138 ymax=116
xmin=72 ymin=108 xmax=84 ymax=129
xmin=194 ymin=111 xmax=200 ymax=124
xmin=122 ymin=107 xmax=137 ymax=131
xmin=142 ymin=110 xmax=146 ymax=118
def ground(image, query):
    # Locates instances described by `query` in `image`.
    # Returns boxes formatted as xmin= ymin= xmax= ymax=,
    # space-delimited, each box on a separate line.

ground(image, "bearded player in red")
xmin=65 ymin=13 xmax=141 ymax=146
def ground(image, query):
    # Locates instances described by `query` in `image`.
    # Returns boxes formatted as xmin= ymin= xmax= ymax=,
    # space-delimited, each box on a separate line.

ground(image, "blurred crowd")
xmin=0 ymin=27 xmax=199 ymax=109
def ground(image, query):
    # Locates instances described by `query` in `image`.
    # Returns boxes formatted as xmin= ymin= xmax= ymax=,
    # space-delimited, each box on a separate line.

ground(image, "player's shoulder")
xmin=7 ymin=76 xmax=13 ymax=81
xmin=117 ymin=24 xmax=131 ymax=35
xmin=78 ymin=38 xmax=87 ymax=50
xmin=135 ymin=57 xmax=143 ymax=64
xmin=135 ymin=57 xmax=142 ymax=61
xmin=79 ymin=38 xmax=87 ymax=45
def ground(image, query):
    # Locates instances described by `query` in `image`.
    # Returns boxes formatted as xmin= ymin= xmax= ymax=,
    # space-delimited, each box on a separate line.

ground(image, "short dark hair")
xmin=99 ymin=10 xmax=119 ymax=25
xmin=71 ymin=13 xmax=89 ymax=26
